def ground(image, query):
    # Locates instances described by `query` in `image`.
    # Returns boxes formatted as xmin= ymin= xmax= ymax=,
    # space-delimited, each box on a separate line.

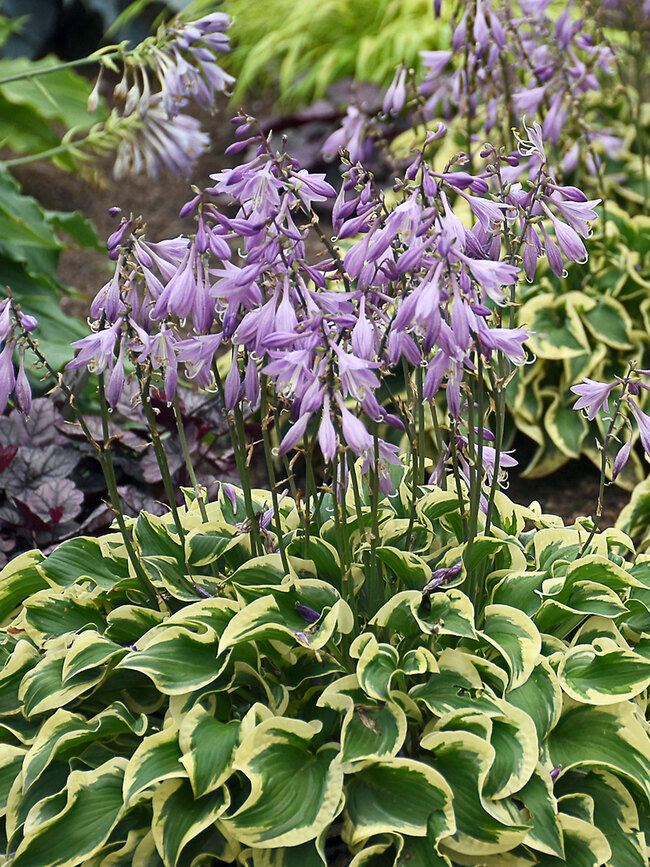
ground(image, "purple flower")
xmin=322 ymin=106 xmax=371 ymax=164
xmin=113 ymin=98 xmax=210 ymax=179
xmin=570 ymin=378 xmax=617 ymax=420
xmin=612 ymin=437 xmax=632 ymax=481
xmin=295 ymin=602 xmax=321 ymax=624
xmin=461 ymin=256 xmax=519 ymax=305
xmin=67 ymin=320 xmax=123 ymax=374
xmin=13 ymin=349 xmax=31 ymax=415
xmin=318 ymin=394 xmax=338 ymax=463
xmin=278 ymin=412 xmax=312 ymax=455
xmin=0 ymin=342 xmax=16 ymax=412
xmin=176 ymin=333 xmax=222 ymax=387
xmin=628 ymin=399 xmax=650 ymax=458
xmin=336 ymin=395 xmax=372 ymax=457
xmin=383 ymin=66 xmax=407 ymax=115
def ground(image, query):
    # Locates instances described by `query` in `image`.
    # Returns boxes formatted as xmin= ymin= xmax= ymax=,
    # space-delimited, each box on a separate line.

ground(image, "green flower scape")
xmin=1 ymin=0 xmax=650 ymax=865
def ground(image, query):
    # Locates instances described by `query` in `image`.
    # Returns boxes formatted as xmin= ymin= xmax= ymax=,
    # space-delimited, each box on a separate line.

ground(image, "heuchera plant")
xmin=0 ymin=3 xmax=650 ymax=866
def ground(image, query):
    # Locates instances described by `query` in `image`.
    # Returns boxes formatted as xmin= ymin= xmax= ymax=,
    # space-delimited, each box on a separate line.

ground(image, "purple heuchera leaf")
xmin=24 ymin=479 xmax=83 ymax=527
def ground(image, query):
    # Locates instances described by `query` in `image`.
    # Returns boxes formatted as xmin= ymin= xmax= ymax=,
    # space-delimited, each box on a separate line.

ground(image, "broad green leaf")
xmin=376 ymin=547 xmax=431 ymax=590
xmin=0 ymin=640 xmax=40 ymax=716
xmin=318 ymin=674 xmax=407 ymax=767
xmin=519 ymin=294 xmax=590 ymax=360
xmin=547 ymin=701 xmax=650 ymax=802
xmin=36 ymin=537 xmax=129 ymax=590
xmin=104 ymin=605 xmax=166 ymax=645
xmin=0 ymin=168 xmax=62 ymax=250
xmin=557 ymin=638 xmax=650 ymax=704
xmin=123 ymin=726 xmax=186 ymax=806
xmin=371 ymin=589 xmax=476 ymax=639
xmin=61 ymin=632 xmax=128 ymax=683
xmin=507 ymin=658 xmax=563 ymax=742
xmin=480 ymin=605 xmax=541 ymax=689
xmin=219 ymin=586 xmax=351 ymax=652
xmin=532 ymin=813 xmax=611 ymax=867
xmin=287 ymin=537 xmax=342 ymax=586
xmin=519 ymin=767 xmax=564 ymax=858
xmin=221 ymin=718 xmax=343 ymax=847
xmin=0 ymin=550 xmax=46 ymax=624
xmin=179 ymin=703 xmax=242 ymax=797
xmin=23 ymin=586 xmax=106 ymax=639
xmin=19 ymin=641 xmax=107 ymax=716
xmin=422 ymin=730 xmax=529 ymax=857
xmin=0 ymin=744 xmax=26 ymax=816
xmin=11 ymin=758 xmax=127 ymax=867
xmin=117 ymin=625 xmax=224 ymax=695
xmin=186 ymin=525 xmax=239 ymax=568
xmin=581 ymin=296 xmax=633 ymax=350
xmin=556 ymin=769 xmax=646 ymax=867
xmin=354 ymin=635 xmax=399 ymax=701
xmin=151 ymin=779 xmax=230 ymax=867
xmin=343 ymin=758 xmax=454 ymax=846
xmin=483 ymin=703 xmax=538 ymax=799
xmin=544 ymin=398 xmax=587 ymax=459
xmin=22 ymin=703 xmax=145 ymax=791
xmin=616 ymin=477 xmax=650 ymax=539
xmin=411 ymin=649 xmax=502 ymax=718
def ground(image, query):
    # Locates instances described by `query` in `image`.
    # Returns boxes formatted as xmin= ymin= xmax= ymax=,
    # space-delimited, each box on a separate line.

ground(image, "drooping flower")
xmin=570 ymin=378 xmax=617 ymax=420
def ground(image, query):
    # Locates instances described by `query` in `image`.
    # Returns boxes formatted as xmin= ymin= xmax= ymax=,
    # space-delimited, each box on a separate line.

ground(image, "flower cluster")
xmin=571 ymin=368 xmax=650 ymax=480
xmin=91 ymin=12 xmax=234 ymax=179
xmin=0 ymin=300 xmax=37 ymax=416
xmin=65 ymin=115 xmax=596 ymax=501
xmin=326 ymin=1 xmax=618 ymax=179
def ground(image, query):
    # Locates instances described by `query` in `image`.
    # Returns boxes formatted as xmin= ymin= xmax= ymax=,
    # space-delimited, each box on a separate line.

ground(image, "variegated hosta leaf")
xmin=555 ymin=769 xmax=647 ymax=867
xmin=116 ymin=624 xmax=226 ymax=695
xmin=0 ymin=550 xmax=46 ymax=625
xmin=317 ymin=674 xmax=407 ymax=767
xmin=518 ymin=767 xmax=564 ymax=858
xmin=22 ymin=702 xmax=146 ymax=791
xmin=0 ymin=743 xmax=26 ymax=818
xmin=352 ymin=633 xmax=399 ymax=701
xmin=371 ymin=588 xmax=476 ymax=639
xmin=557 ymin=637 xmax=650 ymax=705
xmin=547 ymin=700 xmax=650 ymax=802
xmin=479 ymin=605 xmax=541 ymax=689
xmin=151 ymin=778 xmax=230 ymax=867
xmin=178 ymin=702 xmax=242 ymax=797
xmin=11 ymin=757 xmax=127 ymax=867
xmin=220 ymin=717 xmax=343 ymax=848
xmin=18 ymin=637 xmax=110 ymax=717
xmin=507 ymin=658 xmax=563 ymax=743
xmin=375 ymin=546 xmax=432 ymax=590
xmin=422 ymin=730 xmax=529 ymax=857
xmin=342 ymin=758 xmax=455 ymax=847
xmin=123 ymin=725 xmax=186 ymax=806
xmin=219 ymin=580 xmax=352 ymax=652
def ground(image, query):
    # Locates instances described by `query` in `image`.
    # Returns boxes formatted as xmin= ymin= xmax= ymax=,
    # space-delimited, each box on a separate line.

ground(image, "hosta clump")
xmin=1 ymin=479 xmax=650 ymax=866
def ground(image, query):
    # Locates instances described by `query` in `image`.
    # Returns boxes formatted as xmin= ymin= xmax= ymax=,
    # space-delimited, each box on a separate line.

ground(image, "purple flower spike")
xmin=570 ymin=378 xmax=617 ymax=421
xmin=295 ymin=602 xmax=321 ymax=624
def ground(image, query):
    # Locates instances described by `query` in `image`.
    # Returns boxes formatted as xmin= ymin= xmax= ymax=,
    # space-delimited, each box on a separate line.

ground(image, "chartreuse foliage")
xmin=1 ymin=478 xmax=650 ymax=865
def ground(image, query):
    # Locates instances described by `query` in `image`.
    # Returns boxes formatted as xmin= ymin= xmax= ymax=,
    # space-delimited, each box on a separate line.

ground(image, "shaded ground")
xmin=9 ymin=101 xmax=636 ymax=530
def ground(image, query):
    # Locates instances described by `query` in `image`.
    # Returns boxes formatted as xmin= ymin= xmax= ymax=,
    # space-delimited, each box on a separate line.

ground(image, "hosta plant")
xmin=1 ymin=478 xmax=650 ymax=866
